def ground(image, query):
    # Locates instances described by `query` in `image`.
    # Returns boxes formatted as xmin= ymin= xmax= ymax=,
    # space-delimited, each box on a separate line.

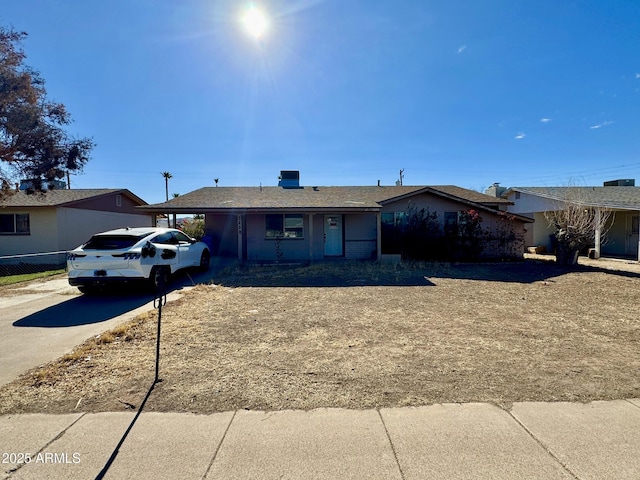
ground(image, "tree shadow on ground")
xmin=214 ymin=259 xmax=640 ymax=288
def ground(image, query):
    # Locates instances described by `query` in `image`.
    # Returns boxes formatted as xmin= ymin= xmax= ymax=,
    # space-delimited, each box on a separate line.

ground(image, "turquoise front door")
xmin=324 ymin=215 xmax=343 ymax=256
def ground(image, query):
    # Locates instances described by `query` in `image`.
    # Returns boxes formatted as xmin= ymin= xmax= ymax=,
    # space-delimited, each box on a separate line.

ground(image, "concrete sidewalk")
xmin=2 ymin=400 xmax=640 ymax=479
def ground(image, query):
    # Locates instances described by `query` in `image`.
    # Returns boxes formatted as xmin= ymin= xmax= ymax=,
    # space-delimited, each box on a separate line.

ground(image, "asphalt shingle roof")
xmin=0 ymin=189 xmax=146 ymax=208
xmin=140 ymin=185 xmax=511 ymax=212
xmin=510 ymin=186 xmax=640 ymax=210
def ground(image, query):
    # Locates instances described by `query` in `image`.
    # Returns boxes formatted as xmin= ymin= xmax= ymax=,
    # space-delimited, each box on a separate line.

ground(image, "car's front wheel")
xmin=149 ymin=266 xmax=171 ymax=292
xmin=199 ymin=249 xmax=211 ymax=271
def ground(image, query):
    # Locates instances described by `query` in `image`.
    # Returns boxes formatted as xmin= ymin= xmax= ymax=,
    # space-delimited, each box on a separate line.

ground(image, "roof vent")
xmin=278 ymin=170 xmax=301 ymax=189
xmin=604 ymin=179 xmax=635 ymax=187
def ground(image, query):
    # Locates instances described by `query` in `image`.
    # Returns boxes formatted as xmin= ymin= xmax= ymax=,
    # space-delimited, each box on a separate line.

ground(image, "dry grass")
xmin=1 ymin=260 xmax=639 ymax=414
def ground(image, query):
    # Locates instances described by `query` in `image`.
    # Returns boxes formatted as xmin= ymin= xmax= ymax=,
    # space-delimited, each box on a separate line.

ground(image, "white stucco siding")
xmin=505 ymin=191 xmax=560 ymax=214
xmin=0 ymin=208 xmax=58 ymax=256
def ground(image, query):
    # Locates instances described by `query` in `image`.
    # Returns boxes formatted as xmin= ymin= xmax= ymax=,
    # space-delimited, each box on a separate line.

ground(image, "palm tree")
xmin=161 ymin=171 xmax=172 ymax=201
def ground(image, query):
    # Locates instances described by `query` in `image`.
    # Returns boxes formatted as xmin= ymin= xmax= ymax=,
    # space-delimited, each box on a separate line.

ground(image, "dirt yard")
xmin=1 ymin=260 xmax=639 ymax=414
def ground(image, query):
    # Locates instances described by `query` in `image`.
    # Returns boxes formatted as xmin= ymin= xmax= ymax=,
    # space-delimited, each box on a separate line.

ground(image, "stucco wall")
xmin=245 ymin=214 xmax=310 ymax=261
xmin=0 ymin=208 xmax=58 ymax=255
xmin=0 ymin=206 xmax=153 ymax=257
xmin=606 ymin=212 xmax=634 ymax=256
xmin=344 ymin=214 xmax=377 ymax=259
xmin=506 ymin=191 xmax=634 ymax=256
xmin=72 ymin=192 xmax=144 ymax=214
xmin=204 ymin=214 xmax=238 ymax=257
xmin=57 ymin=208 xmax=153 ymax=251
xmin=382 ymin=193 xmax=472 ymax=219
xmin=205 ymin=212 xmax=378 ymax=261
xmin=383 ymin=192 xmax=528 ymax=258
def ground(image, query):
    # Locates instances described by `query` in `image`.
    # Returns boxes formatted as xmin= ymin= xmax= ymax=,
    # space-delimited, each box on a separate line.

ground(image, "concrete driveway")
xmin=0 ymin=266 xmax=222 ymax=387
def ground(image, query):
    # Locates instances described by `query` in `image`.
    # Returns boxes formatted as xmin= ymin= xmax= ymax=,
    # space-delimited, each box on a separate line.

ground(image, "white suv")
xmin=67 ymin=227 xmax=210 ymax=293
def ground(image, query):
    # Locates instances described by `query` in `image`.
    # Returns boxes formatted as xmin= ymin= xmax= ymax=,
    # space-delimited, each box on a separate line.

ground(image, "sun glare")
xmin=242 ymin=5 xmax=269 ymax=39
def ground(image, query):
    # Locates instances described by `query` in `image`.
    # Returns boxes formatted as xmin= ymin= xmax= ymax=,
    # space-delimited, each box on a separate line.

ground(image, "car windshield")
xmin=83 ymin=234 xmax=148 ymax=250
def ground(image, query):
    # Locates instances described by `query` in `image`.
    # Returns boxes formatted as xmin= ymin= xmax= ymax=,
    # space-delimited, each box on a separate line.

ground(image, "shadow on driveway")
xmin=13 ymin=290 xmax=155 ymax=328
xmin=11 ymin=265 xmax=224 ymax=328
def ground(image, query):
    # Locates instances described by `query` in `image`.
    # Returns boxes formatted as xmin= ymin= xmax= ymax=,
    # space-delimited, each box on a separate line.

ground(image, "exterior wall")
xmin=205 ymin=212 xmax=378 ymax=261
xmin=204 ymin=214 xmax=238 ymax=257
xmin=245 ymin=213 xmax=310 ymax=261
xmin=506 ymin=191 xmax=634 ymax=256
xmin=57 ymin=207 xmax=153 ymax=251
xmin=604 ymin=212 xmax=633 ymax=256
xmin=0 ymin=208 xmax=58 ymax=255
xmin=72 ymin=192 xmax=143 ymax=214
xmin=383 ymin=192 xmax=528 ymax=258
xmin=382 ymin=193 xmax=474 ymax=219
xmin=0 ymin=204 xmax=153 ymax=257
xmin=530 ymin=212 xmax=553 ymax=249
xmin=505 ymin=191 xmax=560 ymax=214
xmin=344 ymin=213 xmax=377 ymax=259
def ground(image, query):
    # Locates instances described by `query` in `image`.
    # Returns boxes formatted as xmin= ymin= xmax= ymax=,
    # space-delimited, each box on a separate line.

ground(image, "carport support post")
xmin=638 ymin=210 xmax=640 ymax=262
xmin=237 ymin=214 xmax=244 ymax=261
xmin=594 ymin=207 xmax=601 ymax=259
xmin=308 ymin=213 xmax=314 ymax=262
xmin=376 ymin=211 xmax=382 ymax=260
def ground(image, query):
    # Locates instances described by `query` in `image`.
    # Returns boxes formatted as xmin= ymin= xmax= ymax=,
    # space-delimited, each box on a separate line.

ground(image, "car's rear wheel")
xmin=78 ymin=285 xmax=98 ymax=295
xmin=150 ymin=266 xmax=171 ymax=292
xmin=199 ymin=249 xmax=211 ymax=271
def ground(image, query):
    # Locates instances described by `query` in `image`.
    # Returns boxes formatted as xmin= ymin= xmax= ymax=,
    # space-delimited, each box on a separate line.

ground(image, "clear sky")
xmin=2 ymin=0 xmax=640 ymax=204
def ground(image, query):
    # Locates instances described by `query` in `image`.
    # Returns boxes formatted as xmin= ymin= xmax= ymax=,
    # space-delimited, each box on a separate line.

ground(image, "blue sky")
xmin=3 ymin=0 xmax=640 ymax=204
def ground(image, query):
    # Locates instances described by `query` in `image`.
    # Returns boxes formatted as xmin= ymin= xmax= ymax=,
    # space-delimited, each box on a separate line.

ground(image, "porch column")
xmin=308 ymin=213 xmax=314 ymax=262
xmin=376 ymin=211 xmax=382 ymax=260
xmin=594 ymin=207 xmax=601 ymax=259
xmin=237 ymin=214 xmax=244 ymax=261
xmin=637 ymin=211 xmax=640 ymax=262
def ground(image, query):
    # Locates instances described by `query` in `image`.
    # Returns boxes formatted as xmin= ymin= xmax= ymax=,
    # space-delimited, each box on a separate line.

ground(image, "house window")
xmin=444 ymin=211 xmax=458 ymax=234
xmin=515 ymin=191 xmax=521 ymax=200
xmin=265 ymin=214 xmax=304 ymax=238
xmin=116 ymin=194 xmax=122 ymax=207
xmin=381 ymin=212 xmax=408 ymax=228
xmin=0 ymin=214 xmax=30 ymax=235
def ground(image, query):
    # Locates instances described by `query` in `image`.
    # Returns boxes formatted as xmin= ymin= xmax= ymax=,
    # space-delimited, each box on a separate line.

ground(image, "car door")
xmin=173 ymin=231 xmax=199 ymax=267
xmin=151 ymin=232 xmax=180 ymax=269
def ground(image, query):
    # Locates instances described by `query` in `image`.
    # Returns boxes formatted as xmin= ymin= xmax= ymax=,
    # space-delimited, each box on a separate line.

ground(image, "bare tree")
xmin=0 ymin=27 xmax=94 ymax=196
xmin=544 ymin=188 xmax=613 ymax=266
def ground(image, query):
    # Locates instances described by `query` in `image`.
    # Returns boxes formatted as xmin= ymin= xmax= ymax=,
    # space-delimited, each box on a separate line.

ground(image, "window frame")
xmin=265 ymin=213 xmax=305 ymax=239
xmin=381 ymin=211 xmax=408 ymax=229
xmin=0 ymin=213 xmax=30 ymax=235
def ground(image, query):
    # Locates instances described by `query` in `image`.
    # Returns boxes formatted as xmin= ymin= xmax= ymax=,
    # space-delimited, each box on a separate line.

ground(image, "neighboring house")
xmin=140 ymin=171 xmax=531 ymax=262
xmin=502 ymin=180 xmax=640 ymax=260
xmin=0 ymin=189 xmax=152 ymax=257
